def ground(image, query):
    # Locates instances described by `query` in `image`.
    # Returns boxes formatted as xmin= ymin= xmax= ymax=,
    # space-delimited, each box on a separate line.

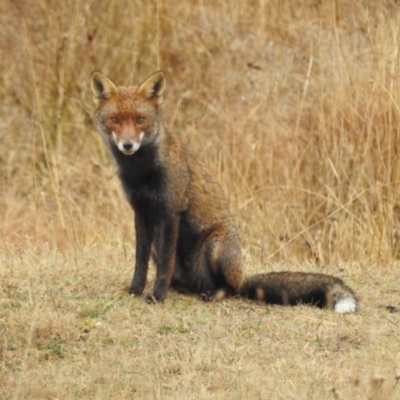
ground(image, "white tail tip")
xmin=334 ymin=297 xmax=358 ymax=313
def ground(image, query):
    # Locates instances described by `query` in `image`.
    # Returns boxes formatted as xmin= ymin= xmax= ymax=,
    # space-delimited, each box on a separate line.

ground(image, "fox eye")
xmin=136 ymin=116 xmax=145 ymax=124
xmin=111 ymin=116 xmax=120 ymax=124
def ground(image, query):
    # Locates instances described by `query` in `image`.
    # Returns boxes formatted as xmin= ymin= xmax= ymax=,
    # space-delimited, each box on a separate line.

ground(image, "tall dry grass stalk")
xmin=2 ymin=1 xmax=400 ymax=262
xmin=1 ymin=2 xmax=400 ymax=399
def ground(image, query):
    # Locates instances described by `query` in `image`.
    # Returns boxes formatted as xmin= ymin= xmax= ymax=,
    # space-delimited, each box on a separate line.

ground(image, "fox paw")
xmin=145 ymin=294 xmax=158 ymax=304
xmin=200 ymin=291 xmax=214 ymax=302
xmin=200 ymin=289 xmax=227 ymax=302
xmin=145 ymin=293 xmax=166 ymax=304
xmin=127 ymin=285 xmax=145 ymax=296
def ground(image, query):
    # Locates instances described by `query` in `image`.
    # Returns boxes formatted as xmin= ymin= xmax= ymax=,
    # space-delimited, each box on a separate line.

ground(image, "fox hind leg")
xmin=171 ymin=227 xmax=244 ymax=301
xmin=206 ymin=229 xmax=244 ymax=298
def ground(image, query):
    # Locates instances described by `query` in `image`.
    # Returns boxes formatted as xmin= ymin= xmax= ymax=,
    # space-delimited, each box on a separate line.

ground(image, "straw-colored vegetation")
xmin=1 ymin=1 xmax=399 ymax=398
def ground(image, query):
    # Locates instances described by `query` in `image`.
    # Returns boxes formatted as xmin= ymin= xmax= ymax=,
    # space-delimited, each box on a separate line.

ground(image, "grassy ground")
xmin=1 ymin=0 xmax=400 ymax=398
xmin=1 ymin=246 xmax=399 ymax=399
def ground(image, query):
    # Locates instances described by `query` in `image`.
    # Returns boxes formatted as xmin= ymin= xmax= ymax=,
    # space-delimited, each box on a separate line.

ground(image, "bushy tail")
xmin=238 ymin=271 xmax=358 ymax=313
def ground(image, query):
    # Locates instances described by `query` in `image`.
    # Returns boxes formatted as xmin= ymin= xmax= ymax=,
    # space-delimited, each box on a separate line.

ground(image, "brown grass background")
xmin=1 ymin=1 xmax=400 ymax=399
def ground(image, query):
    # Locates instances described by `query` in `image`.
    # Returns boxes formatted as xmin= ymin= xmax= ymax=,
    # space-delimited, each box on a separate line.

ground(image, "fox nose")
xmin=123 ymin=142 xmax=133 ymax=151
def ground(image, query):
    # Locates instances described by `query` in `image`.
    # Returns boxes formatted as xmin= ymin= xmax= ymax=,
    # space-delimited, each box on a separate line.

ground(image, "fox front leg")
xmin=150 ymin=215 xmax=180 ymax=302
xmin=129 ymin=213 xmax=154 ymax=296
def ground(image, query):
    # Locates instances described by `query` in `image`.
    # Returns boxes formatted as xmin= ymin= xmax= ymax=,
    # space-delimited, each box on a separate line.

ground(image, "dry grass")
xmin=1 ymin=0 xmax=400 ymax=398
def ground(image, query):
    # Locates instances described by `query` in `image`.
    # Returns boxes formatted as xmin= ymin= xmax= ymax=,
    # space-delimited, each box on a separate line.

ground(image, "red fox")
xmin=91 ymin=70 xmax=358 ymax=313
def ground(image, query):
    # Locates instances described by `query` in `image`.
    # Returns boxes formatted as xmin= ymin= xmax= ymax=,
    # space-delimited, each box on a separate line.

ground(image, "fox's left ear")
xmin=137 ymin=71 xmax=166 ymax=105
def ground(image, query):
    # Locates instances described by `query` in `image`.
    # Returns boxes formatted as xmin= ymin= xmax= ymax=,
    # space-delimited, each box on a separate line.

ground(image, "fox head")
xmin=91 ymin=71 xmax=166 ymax=155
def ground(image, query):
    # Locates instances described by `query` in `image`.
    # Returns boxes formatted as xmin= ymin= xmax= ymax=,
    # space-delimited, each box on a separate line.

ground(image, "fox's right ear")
xmin=91 ymin=72 xmax=118 ymax=104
